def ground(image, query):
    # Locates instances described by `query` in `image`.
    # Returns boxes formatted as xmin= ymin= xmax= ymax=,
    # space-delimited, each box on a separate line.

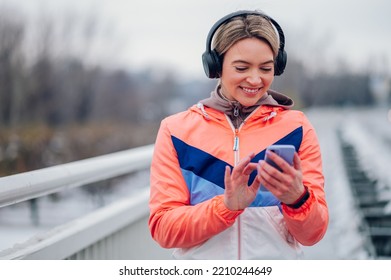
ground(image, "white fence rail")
xmin=0 ymin=145 xmax=172 ymax=260
xmin=0 ymin=145 xmax=154 ymax=208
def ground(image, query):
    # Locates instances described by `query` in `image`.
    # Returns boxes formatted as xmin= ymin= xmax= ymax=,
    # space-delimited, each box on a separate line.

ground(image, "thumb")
xmin=249 ymin=174 xmax=261 ymax=193
xmin=224 ymin=165 xmax=232 ymax=188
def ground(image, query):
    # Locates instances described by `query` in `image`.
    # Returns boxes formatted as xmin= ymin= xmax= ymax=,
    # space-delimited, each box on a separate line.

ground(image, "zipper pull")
xmin=233 ymin=105 xmax=239 ymax=117
xmin=264 ymin=111 xmax=277 ymax=121
xmin=233 ymin=130 xmax=239 ymax=151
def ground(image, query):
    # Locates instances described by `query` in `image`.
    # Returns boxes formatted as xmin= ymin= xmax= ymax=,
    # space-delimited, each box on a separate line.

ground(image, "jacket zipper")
xmin=228 ymin=114 xmax=243 ymax=260
xmin=233 ymin=129 xmax=241 ymax=260
xmin=229 ymin=104 xmax=264 ymax=259
xmin=233 ymin=129 xmax=240 ymax=164
xmin=232 ymin=104 xmax=241 ymax=169
xmin=228 ymin=105 xmax=269 ymax=259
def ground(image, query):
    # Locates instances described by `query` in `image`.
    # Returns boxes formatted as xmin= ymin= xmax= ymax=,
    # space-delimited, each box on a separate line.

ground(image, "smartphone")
xmin=264 ymin=144 xmax=295 ymax=172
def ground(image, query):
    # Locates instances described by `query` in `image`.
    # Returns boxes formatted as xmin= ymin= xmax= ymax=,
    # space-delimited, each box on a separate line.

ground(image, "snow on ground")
xmin=1 ymin=106 xmax=391 ymax=259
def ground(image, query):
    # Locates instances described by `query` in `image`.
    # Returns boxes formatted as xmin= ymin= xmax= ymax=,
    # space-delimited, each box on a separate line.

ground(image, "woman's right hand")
xmin=224 ymin=152 xmax=261 ymax=211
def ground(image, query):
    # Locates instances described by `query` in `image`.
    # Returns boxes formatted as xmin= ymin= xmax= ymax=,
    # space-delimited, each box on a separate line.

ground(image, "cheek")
xmin=221 ymin=70 xmax=245 ymax=85
xmin=230 ymin=73 xmax=246 ymax=83
xmin=263 ymin=75 xmax=274 ymax=86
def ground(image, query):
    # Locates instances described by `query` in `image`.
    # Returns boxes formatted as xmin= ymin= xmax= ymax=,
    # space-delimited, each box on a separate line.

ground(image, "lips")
xmin=241 ymin=87 xmax=261 ymax=95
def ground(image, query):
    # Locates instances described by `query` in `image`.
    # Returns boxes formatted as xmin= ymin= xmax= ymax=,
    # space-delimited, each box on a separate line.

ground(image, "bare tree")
xmin=0 ymin=7 xmax=26 ymax=127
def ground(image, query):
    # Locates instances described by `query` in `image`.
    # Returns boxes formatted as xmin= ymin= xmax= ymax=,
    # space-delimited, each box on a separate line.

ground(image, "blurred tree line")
xmin=0 ymin=6 xmax=207 ymax=177
xmin=0 ymin=5 xmax=387 ymax=177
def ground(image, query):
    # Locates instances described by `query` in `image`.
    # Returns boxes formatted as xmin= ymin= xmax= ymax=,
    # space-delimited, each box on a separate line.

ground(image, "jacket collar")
xmin=196 ymin=85 xmax=294 ymax=127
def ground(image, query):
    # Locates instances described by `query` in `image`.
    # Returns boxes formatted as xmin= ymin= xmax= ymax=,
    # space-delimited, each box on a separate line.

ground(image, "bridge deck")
xmin=1 ymin=107 xmax=390 ymax=259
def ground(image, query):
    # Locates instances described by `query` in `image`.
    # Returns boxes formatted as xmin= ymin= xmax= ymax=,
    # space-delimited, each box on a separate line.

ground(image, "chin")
xmin=238 ymin=100 xmax=258 ymax=107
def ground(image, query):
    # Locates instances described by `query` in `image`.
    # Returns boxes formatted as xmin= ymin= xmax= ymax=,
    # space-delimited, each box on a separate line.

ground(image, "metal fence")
xmin=0 ymin=145 xmax=172 ymax=260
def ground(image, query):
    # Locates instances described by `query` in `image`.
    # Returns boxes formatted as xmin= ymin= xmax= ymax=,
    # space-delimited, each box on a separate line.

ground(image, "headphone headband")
xmin=202 ymin=10 xmax=287 ymax=78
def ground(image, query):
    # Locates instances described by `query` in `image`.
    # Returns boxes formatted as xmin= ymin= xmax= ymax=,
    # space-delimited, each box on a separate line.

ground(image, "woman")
xmin=149 ymin=10 xmax=328 ymax=259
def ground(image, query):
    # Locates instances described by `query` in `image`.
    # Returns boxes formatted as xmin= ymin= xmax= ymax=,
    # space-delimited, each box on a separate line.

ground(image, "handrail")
xmin=0 ymin=144 xmax=154 ymax=208
xmin=0 ymin=188 xmax=152 ymax=260
xmin=0 ymin=144 xmax=173 ymax=260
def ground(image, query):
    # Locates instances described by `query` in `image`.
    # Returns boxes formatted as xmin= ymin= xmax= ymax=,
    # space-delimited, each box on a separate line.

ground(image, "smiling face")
xmin=220 ymin=37 xmax=275 ymax=107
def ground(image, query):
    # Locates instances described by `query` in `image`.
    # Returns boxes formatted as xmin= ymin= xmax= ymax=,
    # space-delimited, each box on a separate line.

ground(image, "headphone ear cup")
xmin=274 ymin=49 xmax=287 ymax=76
xmin=202 ymin=49 xmax=222 ymax=79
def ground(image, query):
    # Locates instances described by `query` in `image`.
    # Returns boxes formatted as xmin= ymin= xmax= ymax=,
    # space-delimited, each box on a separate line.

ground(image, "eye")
xmin=234 ymin=66 xmax=248 ymax=72
xmin=260 ymin=67 xmax=273 ymax=72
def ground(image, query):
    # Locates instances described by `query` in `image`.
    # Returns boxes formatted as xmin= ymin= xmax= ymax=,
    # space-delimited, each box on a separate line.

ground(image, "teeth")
xmin=242 ymin=87 xmax=259 ymax=93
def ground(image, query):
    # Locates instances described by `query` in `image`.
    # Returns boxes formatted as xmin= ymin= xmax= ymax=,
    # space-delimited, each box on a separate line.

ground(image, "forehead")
xmin=224 ymin=38 xmax=274 ymax=62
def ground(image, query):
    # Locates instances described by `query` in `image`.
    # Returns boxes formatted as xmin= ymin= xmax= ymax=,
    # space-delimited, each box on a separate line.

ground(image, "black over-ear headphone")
xmin=202 ymin=10 xmax=287 ymax=78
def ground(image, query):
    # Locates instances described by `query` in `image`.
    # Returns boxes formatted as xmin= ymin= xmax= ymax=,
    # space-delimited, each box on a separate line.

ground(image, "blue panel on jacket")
xmin=171 ymin=126 xmax=303 ymax=208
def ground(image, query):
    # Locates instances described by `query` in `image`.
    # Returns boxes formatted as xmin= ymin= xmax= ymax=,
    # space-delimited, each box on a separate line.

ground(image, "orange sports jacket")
xmin=149 ymin=97 xmax=328 ymax=259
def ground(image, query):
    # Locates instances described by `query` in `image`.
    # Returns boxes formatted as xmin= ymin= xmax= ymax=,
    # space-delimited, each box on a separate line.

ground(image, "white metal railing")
xmin=0 ymin=144 xmax=173 ymax=260
xmin=0 ymin=145 xmax=154 ymax=208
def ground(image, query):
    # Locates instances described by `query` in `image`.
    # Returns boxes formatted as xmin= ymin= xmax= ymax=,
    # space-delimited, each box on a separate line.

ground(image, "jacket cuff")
xmin=213 ymin=195 xmax=243 ymax=221
xmin=282 ymin=187 xmax=314 ymax=217
xmin=285 ymin=187 xmax=310 ymax=209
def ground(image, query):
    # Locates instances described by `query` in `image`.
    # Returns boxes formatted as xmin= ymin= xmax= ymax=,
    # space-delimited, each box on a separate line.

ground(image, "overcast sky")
xmin=1 ymin=0 xmax=390 ymax=79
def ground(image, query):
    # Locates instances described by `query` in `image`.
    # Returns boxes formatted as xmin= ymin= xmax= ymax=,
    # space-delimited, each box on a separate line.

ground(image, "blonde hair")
xmin=212 ymin=14 xmax=279 ymax=58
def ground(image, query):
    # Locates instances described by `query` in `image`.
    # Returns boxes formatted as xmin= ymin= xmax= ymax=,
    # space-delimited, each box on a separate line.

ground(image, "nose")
xmin=246 ymin=70 xmax=262 ymax=85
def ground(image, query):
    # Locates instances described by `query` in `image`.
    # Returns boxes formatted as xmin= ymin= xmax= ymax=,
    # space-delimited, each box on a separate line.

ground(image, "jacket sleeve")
xmin=148 ymin=119 xmax=242 ymax=249
xmin=282 ymin=113 xmax=329 ymax=246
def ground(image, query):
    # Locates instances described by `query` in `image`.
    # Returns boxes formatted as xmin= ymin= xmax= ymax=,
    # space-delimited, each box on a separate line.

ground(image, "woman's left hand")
xmin=257 ymin=151 xmax=305 ymax=205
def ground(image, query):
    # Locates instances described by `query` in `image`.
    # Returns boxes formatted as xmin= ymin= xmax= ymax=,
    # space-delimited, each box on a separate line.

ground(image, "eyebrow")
xmin=231 ymin=59 xmax=274 ymax=65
